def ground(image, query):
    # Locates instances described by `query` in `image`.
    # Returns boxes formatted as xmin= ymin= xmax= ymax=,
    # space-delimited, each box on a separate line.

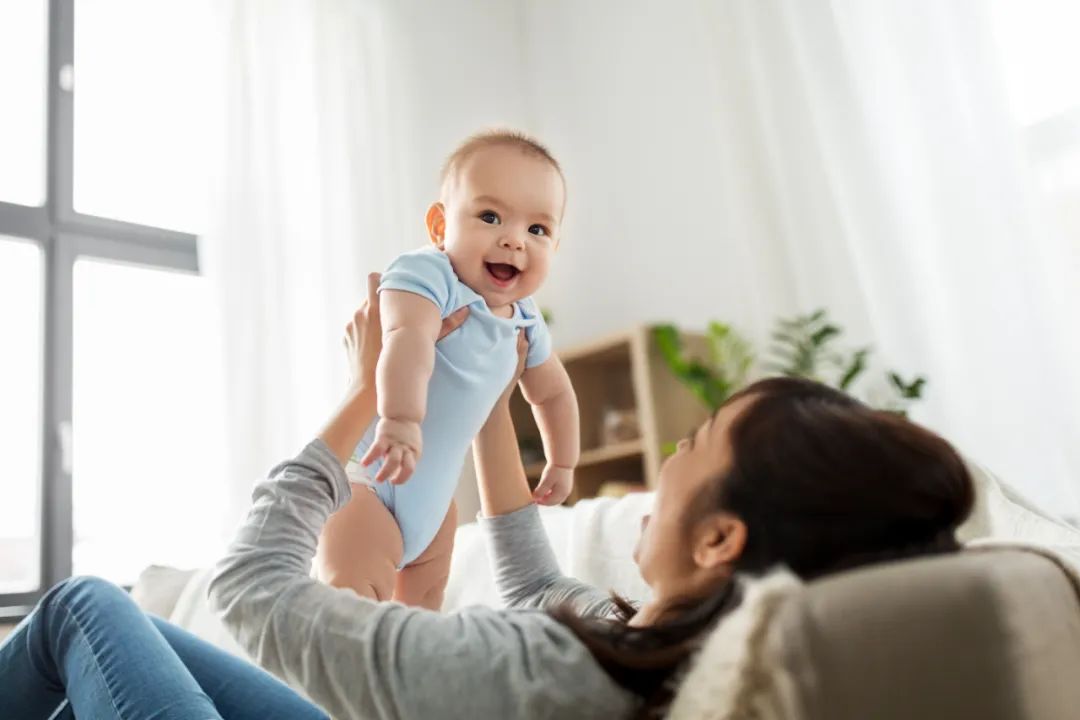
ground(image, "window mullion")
xmin=46 ymin=0 xmax=73 ymax=223
xmin=40 ymin=234 xmax=74 ymax=590
xmin=37 ymin=0 xmax=76 ymax=594
xmin=0 ymin=202 xmax=49 ymax=244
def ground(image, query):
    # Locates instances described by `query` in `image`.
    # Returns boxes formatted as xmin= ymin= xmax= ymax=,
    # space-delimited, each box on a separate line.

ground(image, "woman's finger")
xmin=514 ymin=329 xmax=528 ymax=377
xmin=352 ymin=301 xmax=368 ymax=327
xmin=438 ymin=307 xmax=470 ymax=340
xmin=366 ymin=273 xmax=381 ymax=320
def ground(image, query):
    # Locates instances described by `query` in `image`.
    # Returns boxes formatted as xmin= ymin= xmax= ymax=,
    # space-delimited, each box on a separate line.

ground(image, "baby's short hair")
xmin=440 ymin=129 xmax=564 ymax=198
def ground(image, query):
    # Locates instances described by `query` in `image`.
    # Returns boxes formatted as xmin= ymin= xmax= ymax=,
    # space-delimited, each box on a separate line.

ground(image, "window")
xmin=0 ymin=238 xmax=44 ymax=594
xmin=990 ymin=0 xmax=1080 ymax=275
xmin=72 ymin=259 xmax=227 ymax=584
xmin=990 ymin=0 xmax=1080 ymax=213
xmin=0 ymin=1 xmax=48 ymax=207
xmin=991 ymin=0 xmax=1080 ymax=126
xmin=73 ymin=0 xmax=218 ymax=233
xmin=0 ymin=0 xmax=223 ymax=615
xmin=990 ymin=0 xmax=1080 ymax=507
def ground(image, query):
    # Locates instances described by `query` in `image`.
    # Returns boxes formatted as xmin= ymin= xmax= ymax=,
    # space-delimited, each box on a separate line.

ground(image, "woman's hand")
xmin=494 ymin=329 xmax=528 ymax=408
xmin=344 ymin=273 xmax=470 ymax=390
xmin=321 ymin=273 xmax=469 ymax=466
xmin=343 ymin=274 xmax=385 ymax=391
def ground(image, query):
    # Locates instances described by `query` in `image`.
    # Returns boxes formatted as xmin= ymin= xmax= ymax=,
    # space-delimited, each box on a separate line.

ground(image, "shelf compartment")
xmin=525 ymin=438 xmax=643 ymax=479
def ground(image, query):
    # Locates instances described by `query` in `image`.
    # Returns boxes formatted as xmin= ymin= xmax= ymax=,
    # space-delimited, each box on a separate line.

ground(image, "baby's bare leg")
xmin=393 ymin=501 xmax=457 ymax=610
xmin=315 ymin=484 xmax=403 ymax=601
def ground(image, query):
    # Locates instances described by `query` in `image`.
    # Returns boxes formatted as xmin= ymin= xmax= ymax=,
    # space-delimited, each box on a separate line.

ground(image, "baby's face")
xmin=435 ymin=145 xmax=564 ymax=310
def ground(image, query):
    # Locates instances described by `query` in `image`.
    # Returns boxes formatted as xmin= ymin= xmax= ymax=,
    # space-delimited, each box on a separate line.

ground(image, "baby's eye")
xmin=528 ymin=224 xmax=548 ymax=237
xmin=480 ymin=211 xmax=501 ymax=225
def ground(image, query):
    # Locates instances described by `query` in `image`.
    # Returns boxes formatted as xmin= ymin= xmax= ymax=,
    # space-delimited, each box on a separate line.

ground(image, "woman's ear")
xmin=693 ymin=512 xmax=747 ymax=571
xmin=426 ymin=203 xmax=447 ymax=249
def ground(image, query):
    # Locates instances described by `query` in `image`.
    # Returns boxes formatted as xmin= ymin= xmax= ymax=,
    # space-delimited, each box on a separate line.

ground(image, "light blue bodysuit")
xmin=346 ymin=247 xmax=551 ymax=566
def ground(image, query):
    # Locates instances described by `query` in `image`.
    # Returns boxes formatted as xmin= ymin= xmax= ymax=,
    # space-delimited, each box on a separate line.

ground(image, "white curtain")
xmin=523 ymin=0 xmax=1078 ymax=514
xmin=694 ymin=0 xmax=1079 ymax=513
xmin=201 ymin=0 xmax=405 ymax=527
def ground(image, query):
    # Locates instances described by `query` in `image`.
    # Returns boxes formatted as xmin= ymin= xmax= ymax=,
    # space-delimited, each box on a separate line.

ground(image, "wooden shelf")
xmin=511 ymin=324 xmax=711 ymax=504
xmin=525 ymin=438 xmax=643 ymax=479
xmin=581 ymin=438 xmax=643 ymax=466
xmin=558 ymin=329 xmax=634 ymax=365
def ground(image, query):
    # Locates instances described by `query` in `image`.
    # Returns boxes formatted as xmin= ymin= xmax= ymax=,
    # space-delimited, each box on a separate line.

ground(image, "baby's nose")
xmin=500 ymin=234 xmax=525 ymax=251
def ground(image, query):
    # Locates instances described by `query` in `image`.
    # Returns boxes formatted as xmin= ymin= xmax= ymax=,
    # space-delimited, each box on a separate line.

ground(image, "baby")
xmin=325 ymin=130 xmax=579 ymax=609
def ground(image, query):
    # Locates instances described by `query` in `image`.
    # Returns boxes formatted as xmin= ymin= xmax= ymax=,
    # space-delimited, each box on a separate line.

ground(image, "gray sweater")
xmin=208 ymin=440 xmax=641 ymax=719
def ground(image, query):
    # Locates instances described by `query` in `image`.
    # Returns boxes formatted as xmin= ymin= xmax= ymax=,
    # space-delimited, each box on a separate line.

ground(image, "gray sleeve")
xmin=480 ymin=504 xmax=623 ymax=618
xmin=208 ymin=440 xmax=637 ymax=720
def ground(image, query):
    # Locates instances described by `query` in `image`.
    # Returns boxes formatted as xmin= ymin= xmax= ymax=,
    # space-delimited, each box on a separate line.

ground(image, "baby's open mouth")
xmin=485 ymin=262 xmax=520 ymax=285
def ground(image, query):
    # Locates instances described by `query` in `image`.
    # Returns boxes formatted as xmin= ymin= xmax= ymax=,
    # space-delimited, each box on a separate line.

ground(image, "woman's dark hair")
xmin=553 ymin=376 xmax=975 ymax=717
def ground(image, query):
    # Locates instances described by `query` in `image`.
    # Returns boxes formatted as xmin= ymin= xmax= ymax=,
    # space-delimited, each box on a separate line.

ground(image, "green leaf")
xmin=839 ymin=348 xmax=870 ymax=390
xmin=653 ymin=322 xmax=751 ymax=412
xmin=771 ymin=330 xmax=798 ymax=344
xmin=810 ymin=324 xmax=841 ymax=347
xmin=653 ymin=325 xmax=687 ymax=373
xmin=889 ymin=372 xmax=927 ymax=399
xmin=707 ymin=321 xmax=730 ymax=340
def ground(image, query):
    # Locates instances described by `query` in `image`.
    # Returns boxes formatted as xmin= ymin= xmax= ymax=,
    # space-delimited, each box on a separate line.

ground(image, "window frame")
xmin=0 ymin=0 xmax=199 ymax=618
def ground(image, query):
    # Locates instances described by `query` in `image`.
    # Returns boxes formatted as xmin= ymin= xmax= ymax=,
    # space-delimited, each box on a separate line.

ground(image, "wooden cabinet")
xmin=510 ymin=325 xmax=711 ymax=503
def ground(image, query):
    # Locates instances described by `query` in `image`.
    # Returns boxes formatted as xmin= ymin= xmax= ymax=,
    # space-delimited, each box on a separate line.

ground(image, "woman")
xmin=0 ymin=275 xmax=974 ymax=719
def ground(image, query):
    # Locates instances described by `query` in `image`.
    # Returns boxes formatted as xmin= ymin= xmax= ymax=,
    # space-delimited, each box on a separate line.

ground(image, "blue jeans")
xmin=0 ymin=576 xmax=329 ymax=720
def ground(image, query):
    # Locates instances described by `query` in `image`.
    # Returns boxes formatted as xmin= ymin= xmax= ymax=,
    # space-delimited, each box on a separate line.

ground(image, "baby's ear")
xmin=426 ymin=203 xmax=447 ymax=249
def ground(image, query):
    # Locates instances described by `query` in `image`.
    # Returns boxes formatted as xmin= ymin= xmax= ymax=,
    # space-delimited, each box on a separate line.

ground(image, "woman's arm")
xmin=473 ymin=335 xmax=620 ymax=616
xmin=209 ymin=439 xmax=635 ymax=719
xmin=473 ymin=351 xmax=533 ymax=518
xmin=316 ymin=274 xmax=389 ymax=464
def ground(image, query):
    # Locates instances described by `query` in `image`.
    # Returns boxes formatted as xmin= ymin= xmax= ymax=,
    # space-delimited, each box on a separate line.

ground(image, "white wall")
xmin=366 ymin=0 xmax=533 ymax=266
xmin=370 ymin=1 xmax=826 ymax=349
xmin=521 ymin=2 xmax=757 ymax=347
xmin=518 ymin=1 xmax=874 ymax=352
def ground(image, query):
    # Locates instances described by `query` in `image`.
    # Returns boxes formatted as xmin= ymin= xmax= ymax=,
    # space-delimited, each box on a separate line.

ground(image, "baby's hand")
xmin=361 ymin=418 xmax=423 ymax=485
xmin=533 ymin=464 xmax=574 ymax=506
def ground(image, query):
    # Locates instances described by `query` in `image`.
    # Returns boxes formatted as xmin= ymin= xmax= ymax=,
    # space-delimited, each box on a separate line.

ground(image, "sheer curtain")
xmin=524 ymin=0 xmax=1077 ymax=514
xmin=201 ymin=0 xmax=406 ymax=527
xmin=698 ymin=0 xmax=1079 ymax=513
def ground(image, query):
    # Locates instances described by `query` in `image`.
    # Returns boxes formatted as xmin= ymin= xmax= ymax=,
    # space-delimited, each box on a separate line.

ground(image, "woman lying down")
xmin=0 ymin=278 xmax=973 ymax=719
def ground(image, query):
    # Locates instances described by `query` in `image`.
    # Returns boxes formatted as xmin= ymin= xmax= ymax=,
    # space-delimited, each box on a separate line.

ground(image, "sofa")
xmin=133 ymin=460 xmax=1080 ymax=719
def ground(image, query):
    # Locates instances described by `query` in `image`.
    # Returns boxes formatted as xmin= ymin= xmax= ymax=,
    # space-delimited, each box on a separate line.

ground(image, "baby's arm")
xmin=519 ymin=356 xmax=579 ymax=505
xmin=359 ymin=290 xmax=441 ymax=484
